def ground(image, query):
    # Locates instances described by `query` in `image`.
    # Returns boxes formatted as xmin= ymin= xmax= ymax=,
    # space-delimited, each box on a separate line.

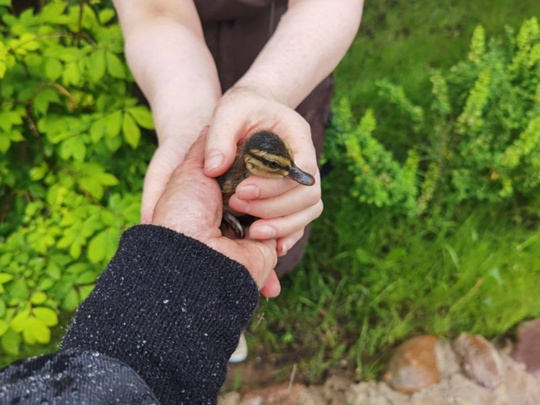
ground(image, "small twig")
xmin=288 ymin=363 xmax=297 ymax=391
xmin=26 ymin=82 xmax=79 ymax=138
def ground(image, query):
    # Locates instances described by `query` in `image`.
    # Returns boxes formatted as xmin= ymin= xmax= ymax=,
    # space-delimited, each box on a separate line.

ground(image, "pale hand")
xmin=203 ymin=86 xmax=323 ymax=256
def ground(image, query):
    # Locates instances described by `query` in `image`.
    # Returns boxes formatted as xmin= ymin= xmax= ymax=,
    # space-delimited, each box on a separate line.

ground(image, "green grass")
xmin=247 ymin=0 xmax=540 ymax=384
xmin=336 ymin=0 xmax=540 ymax=113
xmin=253 ymin=201 xmax=540 ymax=382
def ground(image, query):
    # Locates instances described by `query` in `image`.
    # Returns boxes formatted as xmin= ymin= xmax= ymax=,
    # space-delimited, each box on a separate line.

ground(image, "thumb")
xmin=234 ymin=238 xmax=278 ymax=289
xmin=141 ymin=142 xmax=186 ymax=224
xmin=203 ymin=119 xmax=242 ymax=178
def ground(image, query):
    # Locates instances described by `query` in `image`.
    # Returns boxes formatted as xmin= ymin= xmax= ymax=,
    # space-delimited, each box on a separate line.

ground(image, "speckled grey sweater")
xmin=0 ymin=225 xmax=260 ymax=404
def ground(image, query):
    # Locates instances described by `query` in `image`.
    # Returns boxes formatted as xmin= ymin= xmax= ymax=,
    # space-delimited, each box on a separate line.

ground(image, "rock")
xmin=434 ymin=340 xmax=461 ymax=379
xmin=346 ymin=381 xmax=409 ymax=405
xmin=322 ymin=375 xmax=354 ymax=404
xmin=240 ymin=383 xmax=325 ymax=405
xmin=410 ymin=373 xmax=498 ymax=405
xmin=219 ymin=391 xmax=241 ymax=405
xmin=383 ymin=335 xmax=440 ymax=394
xmin=453 ymin=333 xmax=503 ymax=389
xmin=500 ymin=353 xmax=540 ymax=404
xmin=511 ymin=319 xmax=540 ymax=377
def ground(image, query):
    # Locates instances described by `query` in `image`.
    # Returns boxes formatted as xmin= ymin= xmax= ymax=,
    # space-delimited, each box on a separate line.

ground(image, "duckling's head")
xmin=242 ymin=131 xmax=315 ymax=186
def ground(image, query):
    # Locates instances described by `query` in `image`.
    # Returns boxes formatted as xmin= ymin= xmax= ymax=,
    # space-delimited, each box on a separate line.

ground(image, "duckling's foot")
xmin=222 ymin=211 xmax=245 ymax=239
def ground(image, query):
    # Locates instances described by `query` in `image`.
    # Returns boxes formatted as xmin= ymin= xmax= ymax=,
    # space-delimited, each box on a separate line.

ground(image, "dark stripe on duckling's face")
xmin=242 ymin=130 xmax=316 ymax=185
xmin=245 ymin=150 xmax=291 ymax=179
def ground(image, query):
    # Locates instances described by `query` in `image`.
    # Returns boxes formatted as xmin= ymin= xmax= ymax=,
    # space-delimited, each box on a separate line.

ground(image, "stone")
xmin=434 ymin=340 xmax=461 ymax=379
xmin=346 ymin=381 xmax=409 ymax=405
xmin=410 ymin=373 xmax=497 ymax=405
xmin=383 ymin=335 xmax=440 ymax=394
xmin=219 ymin=391 xmax=241 ymax=405
xmin=453 ymin=333 xmax=503 ymax=389
xmin=500 ymin=353 xmax=540 ymax=404
xmin=511 ymin=318 xmax=540 ymax=377
xmin=240 ymin=383 xmax=325 ymax=405
xmin=322 ymin=375 xmax=354 ymax=405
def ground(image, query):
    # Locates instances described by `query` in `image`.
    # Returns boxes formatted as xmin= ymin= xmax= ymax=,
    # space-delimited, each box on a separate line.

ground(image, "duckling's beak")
xmin=288 ymin=165 xmax=316 ymax=186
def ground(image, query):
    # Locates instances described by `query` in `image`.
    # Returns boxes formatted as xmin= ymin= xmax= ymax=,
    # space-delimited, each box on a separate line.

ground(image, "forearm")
xmin=237 ymin=0 xmax=363 ymax=108
xmin=114 ymin=0 xmax=221 ymax=148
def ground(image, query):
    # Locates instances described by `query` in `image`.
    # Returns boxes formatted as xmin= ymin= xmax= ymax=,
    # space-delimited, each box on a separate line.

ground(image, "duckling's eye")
xmin=268 ymin=161 xmax=280 ymax=169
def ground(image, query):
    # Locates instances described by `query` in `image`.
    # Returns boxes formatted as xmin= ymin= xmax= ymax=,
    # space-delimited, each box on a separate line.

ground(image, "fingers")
xmin=235 ymin=177 xmax=298 ymax=200
xmin=260 ymin=270 xmax=281 ymax=298
xmin=246 ymin=199 xmax=323 ymax=240
xmin=277 ymin=229 xmax=305 ymax=257
xmin=229 ymin=176 xmax=321 ymax=219
xmin=203 ymin=108 xmax=242 ymax=177
xmin=141 ymin=143 xmax=185 ymax=224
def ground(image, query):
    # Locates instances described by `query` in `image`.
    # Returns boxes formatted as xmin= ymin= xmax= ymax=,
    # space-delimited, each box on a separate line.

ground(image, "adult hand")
xmin=152 ymin=132 xmax=281 ymax=298
xmin=203 ymin=86 xmax=323 ymax=256
xmin=141 ymin=137 xmax=189 ymax=225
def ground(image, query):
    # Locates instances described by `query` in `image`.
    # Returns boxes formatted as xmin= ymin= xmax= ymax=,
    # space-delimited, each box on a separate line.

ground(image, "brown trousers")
xmin=196 ymin=0 xmax=333 ymax=276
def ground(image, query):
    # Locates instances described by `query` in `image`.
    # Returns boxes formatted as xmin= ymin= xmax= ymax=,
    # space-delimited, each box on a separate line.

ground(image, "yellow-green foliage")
xmin=327 ymin=17 xmax=540 ymax=216
xmin=0 ymin=0 xmax=152 ymax=357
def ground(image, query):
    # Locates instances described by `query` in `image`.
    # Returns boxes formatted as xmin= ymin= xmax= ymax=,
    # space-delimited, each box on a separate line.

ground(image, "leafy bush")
xmin=327 ymin=17 xmax=540 ymax=218
xmin=257 ymin=17 xmax=540 ymax=382
xmin=0 ymin=0 xmax=152 ymax=358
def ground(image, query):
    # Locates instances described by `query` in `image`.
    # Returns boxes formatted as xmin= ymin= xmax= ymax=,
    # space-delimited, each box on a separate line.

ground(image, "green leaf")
xmin=34 ymin=86 xmax=61 ymax=115
xmin=105 ymin=111 xmax=122 ymax=137
xmin=0 ymin=273 xmax=13 ymax=284
xmin=26 ymin=317 xmax=51 ymax=344
xmin=128 ymin=106 xmax=155 ymax=130
xmin=88 ymin=230 xmax=107 ymax=263
xmin=45 ymin=261 xmax=62 ymax=280
xmin=10 ymin=310 xmax=30 ymax=332
xmin=10 ymin=279 xmax=29 ymax=300
xmin=87 ymin=49 xmax=106 ymax=83
xmin=62 ymin=288 xmax=80 ymax=312
xmin=76 ymin=271 xmax=96 ymax=285
xmin=0 ymin=320 xmax=9 ymax=337
xmin=37 ymin=278 xmax=55 ymax=291
xmin=79 ymin=176 xmax=104 ymax=200
xmin=0 ymin=133 xmax=10 ymax=153
xmin=99 ymin=9 xmax=116 ymax=25
xmin=106 ymin=51 xmax=125 ymax=79
xmin=80 ymin=285 xmax=94 ymax=301
xmin=0 ymin=299 xmax=6 ymax=318
xmin=98 ymin=173 xmax=118 ymax=186
xmin=33 ymin=307 xmax=58 ymax=327
xmin=30 ymin=292 xmax=48 ymax=305
xmin=90 ymin=118 xmax=105 ymax=142
xmin=123 ymin=113 xmax=140 ymax=148
xmin=63 ymin=62 xmax=81 ymax=86
xmin=66 ymin=263 xmax=90 ymax=274
xmin=60 ymin=137 xmax=86 ymax=161
xmin=2 ymin=328 xmax=21 ymax=355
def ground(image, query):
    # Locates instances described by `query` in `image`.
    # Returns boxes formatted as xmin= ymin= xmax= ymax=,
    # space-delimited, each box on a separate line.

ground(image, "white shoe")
xmin=229 ymin=333 xmax=248 ymax=363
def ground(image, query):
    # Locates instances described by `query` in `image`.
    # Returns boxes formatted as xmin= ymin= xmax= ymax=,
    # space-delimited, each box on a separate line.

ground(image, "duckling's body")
xmin=218 ymin=131 xmax=315 ymax=238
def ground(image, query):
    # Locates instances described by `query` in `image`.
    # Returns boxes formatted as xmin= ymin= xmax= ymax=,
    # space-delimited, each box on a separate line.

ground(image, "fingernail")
xmin=237 ymin=184 xmax=260 ymax=200
xmin=253 ymin=225 xmax=276 ymax=239
xmin=279 ymin=243 xmax=288 ymax=256
xmin=205 ymin=152 xmax=223 ymax=171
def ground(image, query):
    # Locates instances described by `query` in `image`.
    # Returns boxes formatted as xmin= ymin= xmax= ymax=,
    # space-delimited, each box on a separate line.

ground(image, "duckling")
xmin=218 ymin=130 xmax=315 ymax=238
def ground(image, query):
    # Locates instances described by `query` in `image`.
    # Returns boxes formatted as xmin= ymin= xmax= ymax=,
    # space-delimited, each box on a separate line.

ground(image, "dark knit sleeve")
xmin=0 ymin=225 xmax=260 ymax=405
